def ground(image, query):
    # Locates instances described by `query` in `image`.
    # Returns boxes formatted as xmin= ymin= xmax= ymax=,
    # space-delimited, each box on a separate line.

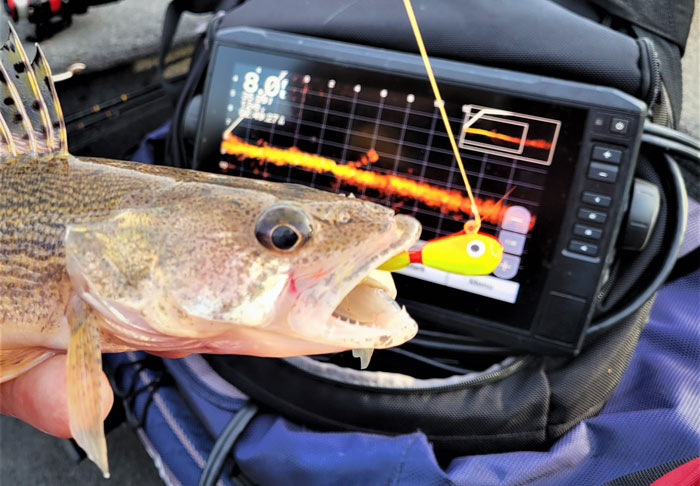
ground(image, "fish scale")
xmin=1 ymin=155 xmax=158 ymax=349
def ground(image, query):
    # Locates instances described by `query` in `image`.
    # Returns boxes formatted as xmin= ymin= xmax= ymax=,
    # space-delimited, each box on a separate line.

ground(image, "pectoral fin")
xmin=0 ymin=347 xmax=55 ymax=383
xmin=66 ymin=295 xmax=110 ymax=478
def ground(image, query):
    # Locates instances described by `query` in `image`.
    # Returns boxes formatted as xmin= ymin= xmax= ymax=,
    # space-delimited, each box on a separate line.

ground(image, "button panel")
xmin=588 ymin=162 xmax=619 ymax=183
xmin=535 ymin=107 xmax=640 ymax=351
xmin=568 ymin=130 xmax=630 ymax=263
xmin=569 ymin=116 xmax=635 ymax=264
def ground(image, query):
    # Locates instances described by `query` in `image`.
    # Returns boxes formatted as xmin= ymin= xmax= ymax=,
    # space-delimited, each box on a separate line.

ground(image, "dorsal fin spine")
xmin=7 ymin=23 xmax=54 ymax=152
xmin=0 ymin=110 xmax=17 ymax=156
xmin=35 ymin=44 xmax=67 ymax=154
xmin=0 ymin=57 xmax=37 ymax=154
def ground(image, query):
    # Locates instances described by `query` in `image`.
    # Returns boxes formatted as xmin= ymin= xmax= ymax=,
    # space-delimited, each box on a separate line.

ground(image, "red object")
xmin=651 ymin=458 xmax=700 ymax=486
xmin=49 ymin=0 xmax=61 ymax=13
xmin=7 ymin=0 xmax=17 ymax=20
xmin=408 ymin=250 xmax=422 ymax=265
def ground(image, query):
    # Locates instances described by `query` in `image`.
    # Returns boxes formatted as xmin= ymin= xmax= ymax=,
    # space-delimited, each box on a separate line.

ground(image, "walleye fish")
xmin=0 ymin=26 xmax=421 ymax=477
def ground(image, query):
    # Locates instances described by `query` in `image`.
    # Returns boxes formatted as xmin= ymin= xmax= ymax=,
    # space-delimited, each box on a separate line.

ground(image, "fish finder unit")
xmin=193 ymin=27 xmax=646 ymax=354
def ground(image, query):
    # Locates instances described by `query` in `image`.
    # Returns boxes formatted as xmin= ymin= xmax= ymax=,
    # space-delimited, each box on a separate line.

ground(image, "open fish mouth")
xmin=327 ymin=266 xmax=414 ymax=349
xmin=291 ymin=214 xmax=422 ymax=352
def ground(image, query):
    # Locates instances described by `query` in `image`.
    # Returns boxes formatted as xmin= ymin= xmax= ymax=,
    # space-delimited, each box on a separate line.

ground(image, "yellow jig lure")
xmin=379 ymin=232 xmax=504 ymax=276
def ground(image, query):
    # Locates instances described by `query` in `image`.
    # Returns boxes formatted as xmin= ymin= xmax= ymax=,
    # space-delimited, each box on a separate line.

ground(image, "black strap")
xmin=198 ymin=401 xmax=259 ymax=486
xmin=157 ymin=1 xmax=185 ymax=91
xmin=164 ymin=1 xmax=244 ymax=168
xmin=667 ymin=248 xmax=700 ymax=283
xmin=111 ymin=356 xmax=173 ymax=429
xmin=158 ymin=0 xmax=244 ymax=95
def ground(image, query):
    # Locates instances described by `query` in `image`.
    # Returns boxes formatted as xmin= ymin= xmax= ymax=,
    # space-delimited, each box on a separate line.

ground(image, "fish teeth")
xmin=352 ymin=348 xmax=374 ymax=369
xmin=360 ymin=269 xmax=397 ymax=299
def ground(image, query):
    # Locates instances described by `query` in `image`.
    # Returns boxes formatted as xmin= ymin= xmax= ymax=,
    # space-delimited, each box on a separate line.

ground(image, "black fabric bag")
xmin=162 ymin=0 xmax=696 ymax=463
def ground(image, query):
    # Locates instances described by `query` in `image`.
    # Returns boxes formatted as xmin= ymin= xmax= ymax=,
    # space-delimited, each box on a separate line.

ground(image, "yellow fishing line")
xmin=402 ymin=0 xmax=481 ymax=234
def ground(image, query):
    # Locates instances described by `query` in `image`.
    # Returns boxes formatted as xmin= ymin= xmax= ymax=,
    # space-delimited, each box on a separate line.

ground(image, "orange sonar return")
xmin=220 ymin=134 xmax=522 ymax=226
xmin=464 ymin=127 xmax=553 ymax=150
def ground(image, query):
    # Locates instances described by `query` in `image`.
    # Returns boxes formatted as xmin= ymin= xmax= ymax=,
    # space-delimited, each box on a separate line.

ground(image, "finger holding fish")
xmin=0 ymin=354 xmax=114 ymax=440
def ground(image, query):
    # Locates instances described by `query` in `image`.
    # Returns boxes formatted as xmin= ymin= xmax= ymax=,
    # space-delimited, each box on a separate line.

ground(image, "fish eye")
xmin=271 ymin=225 xmax=300 ymax=250
xmin=466 ymin=240 xmax=486 ymax=258
xmin=255 ymin=205 xmax=312 ymax=252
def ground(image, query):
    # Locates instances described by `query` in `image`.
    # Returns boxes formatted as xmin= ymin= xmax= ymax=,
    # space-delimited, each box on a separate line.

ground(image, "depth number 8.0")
xmin=242 ymin=70 xmax=288 ymax=100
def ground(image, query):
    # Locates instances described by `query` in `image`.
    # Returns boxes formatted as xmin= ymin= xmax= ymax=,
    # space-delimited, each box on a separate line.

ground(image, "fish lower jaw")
xmin=325 ymin=309 xmax=418 ymax=349
xmin=325 ymin=306 xmax=417 ymax=349
xmin=323 ymin=280 xmax=418 ymax=349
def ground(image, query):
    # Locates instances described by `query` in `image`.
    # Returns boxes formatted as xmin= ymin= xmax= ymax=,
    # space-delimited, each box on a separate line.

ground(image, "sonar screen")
xmin=212 ymin=61 xmax=568 ymax=308
xmin=195 ymin=28 xmax=645 ymax=353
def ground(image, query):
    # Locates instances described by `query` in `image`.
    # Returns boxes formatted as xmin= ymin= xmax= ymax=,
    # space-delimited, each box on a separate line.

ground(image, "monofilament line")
xmin=402 ymin=0 xmax=482 ymax=234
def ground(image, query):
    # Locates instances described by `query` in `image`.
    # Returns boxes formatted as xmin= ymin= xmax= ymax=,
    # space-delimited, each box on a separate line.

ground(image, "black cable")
xmin=385 ymin=348 xmax=478 ymax=374
xmin=198 ymin=401 xmax=259 ymax=486
xmin=644 ymin=123 xmax=700 ymax=151
xmin=417 ymin=329 xmax=500 ymax=344
xmin=407 ymin=337 xmax=512 ymax=355
xmin=641 ymin=133 xmax=700 ymax=162
xmin=158 ymin=0 xmax=184 ymax=96
xmin=166 ymin=10 xmax=225 ymax=168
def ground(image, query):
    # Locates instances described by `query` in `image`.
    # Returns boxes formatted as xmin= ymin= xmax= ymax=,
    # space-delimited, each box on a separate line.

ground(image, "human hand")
xmin=0 ymin=354 xmax=114 ymax=438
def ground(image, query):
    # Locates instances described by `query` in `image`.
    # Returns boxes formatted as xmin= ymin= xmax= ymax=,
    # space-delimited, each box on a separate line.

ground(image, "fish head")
xmin=65 ymin=180 xmax=422 ymax=356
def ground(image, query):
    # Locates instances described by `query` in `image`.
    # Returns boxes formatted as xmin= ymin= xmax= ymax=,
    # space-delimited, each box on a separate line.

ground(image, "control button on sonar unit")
xmin=498 ymin=230 xmax=526 ymax=255
xmin=574 ymin=224 xmax=603 ymax=240
xmin=578 ymin=208 xmax=607 ymax=224
xmin=537 ymin=292 xmax=587 ymax=343
xmin=502 ymin=206 xmax=532 ymax=234
xmin=493 ymin=254 xmax=520 ymax=280
xmin=591 ymin=145 xmax=622 ymax=164
xmin=568 ymin=239 xmax=599 ymax=256
xmin=610 ymin=117 xmax=630 ymax=134
xmin=582 ymin=191 xmax=611 ymax=208
xmin=588 ymin=162 xmax=619 ymax=183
